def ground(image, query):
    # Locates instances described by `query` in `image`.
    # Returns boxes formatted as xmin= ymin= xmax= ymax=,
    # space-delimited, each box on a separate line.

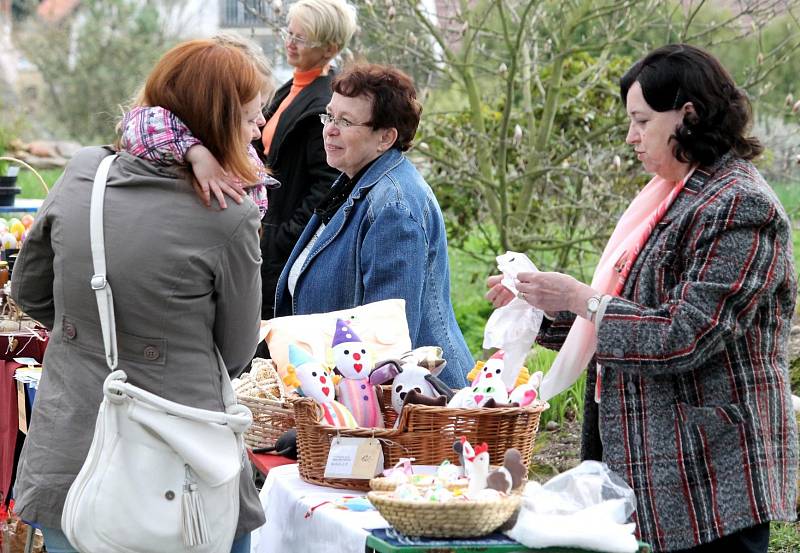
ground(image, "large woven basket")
xmin=367 ymin=491 xmax=521 ymax=538
xmin=234 ymin=358 xmax=295 ymax=449
xmin=292 ymin=386 xmax=547 ymax=491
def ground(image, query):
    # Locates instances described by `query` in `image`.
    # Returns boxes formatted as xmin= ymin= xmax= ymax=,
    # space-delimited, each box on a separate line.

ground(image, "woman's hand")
xmin=186 ymin=145 xmax=246 ymax=209
xmin=485 ymin=274 xmax=515 ymax=308
xmin=515 ymin=271 xmax=598 ymax=318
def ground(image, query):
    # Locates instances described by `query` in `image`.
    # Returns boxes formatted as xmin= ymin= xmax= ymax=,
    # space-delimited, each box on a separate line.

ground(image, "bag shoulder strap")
xmin=89 ymin=155 xmax=119 ymax=371
xmin=88 ymin=155 xmax=238 ymax=409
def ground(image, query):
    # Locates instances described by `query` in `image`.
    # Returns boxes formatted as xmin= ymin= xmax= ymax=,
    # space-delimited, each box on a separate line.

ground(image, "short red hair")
xmin=140 ymin=39 xmax=264 ymax=183
xmin=332 ymin=64 xmax=421 ymax=152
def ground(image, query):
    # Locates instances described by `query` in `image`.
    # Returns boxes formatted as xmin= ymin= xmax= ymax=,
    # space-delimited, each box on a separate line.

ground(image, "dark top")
xmin=314 ymin=159 xmax=376 ymax=225
xmin=255 ymin=71 xmax=340 ymax=318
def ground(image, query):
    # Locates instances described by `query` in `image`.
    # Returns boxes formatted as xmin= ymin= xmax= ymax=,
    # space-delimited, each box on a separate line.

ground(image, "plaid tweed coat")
xmin=538 ymin=153 xmax=798 ymax=552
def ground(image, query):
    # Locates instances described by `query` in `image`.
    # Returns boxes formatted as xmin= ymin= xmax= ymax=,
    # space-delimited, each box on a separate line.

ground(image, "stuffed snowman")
xmin=331 ymin=319 xmax=384 ymax=428
xmin=283 ymin=344 xmax=357 ymax=428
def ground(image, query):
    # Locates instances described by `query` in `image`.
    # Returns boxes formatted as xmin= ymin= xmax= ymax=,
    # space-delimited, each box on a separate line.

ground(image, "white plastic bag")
xmin=505 ymin=461 xmax=639 ymax=553
xmin=483 ymin=251 xmax=544 ymax=388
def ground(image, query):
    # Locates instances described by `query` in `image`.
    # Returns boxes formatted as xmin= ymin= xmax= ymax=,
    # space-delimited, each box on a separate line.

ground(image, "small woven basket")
xmin=369 ymin=477 xmax=401 ymax=492
xmin=234 ymin=358 xmax=295 ymax=449
xmin=292 ymin=386 xmax=547 ymax=491
xmin=367 ymin=491 xmax=521 ymax=538
xmin=369 ymin=476 xmax=468 ymax=493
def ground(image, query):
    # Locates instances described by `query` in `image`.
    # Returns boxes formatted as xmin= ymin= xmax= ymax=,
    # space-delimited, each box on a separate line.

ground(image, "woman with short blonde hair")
xmin=255 ymin=0 xmax=358 ymax=322
xmin=288 ymin=0 xmax=357 ymax=51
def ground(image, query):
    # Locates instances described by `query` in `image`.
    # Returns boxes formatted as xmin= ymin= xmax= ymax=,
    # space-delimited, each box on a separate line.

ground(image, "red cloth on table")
xmin=247 ymin=450 xmax=295 ymax=476
xmin=0 ymin=332 xmax=48 ymax=505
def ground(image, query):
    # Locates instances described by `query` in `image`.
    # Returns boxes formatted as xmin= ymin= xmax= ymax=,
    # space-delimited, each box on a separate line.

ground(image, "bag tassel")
xmin=181 ymin=465 xmax=210 ymax=547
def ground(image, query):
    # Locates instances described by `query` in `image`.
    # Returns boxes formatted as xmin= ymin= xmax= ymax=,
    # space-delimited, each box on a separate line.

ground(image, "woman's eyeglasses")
xmin=319 ymin=113 xmax=371 ymax=129
xmin=280 ymin=28 xmax=321 ymax=49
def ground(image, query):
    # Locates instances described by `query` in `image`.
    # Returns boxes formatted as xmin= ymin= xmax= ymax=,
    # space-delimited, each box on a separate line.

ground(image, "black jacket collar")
xmin=261 ymin=71 xmax=335 ymax=166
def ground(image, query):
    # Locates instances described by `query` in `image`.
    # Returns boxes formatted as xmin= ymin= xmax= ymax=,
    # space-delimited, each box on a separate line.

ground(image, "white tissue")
xmin=483 ymin=252 xmax=544 ymax=389
xmin=506 ymin=510 xmax=639 ymax=553
xmin=505 ymin=462 xmax=640 ymax=553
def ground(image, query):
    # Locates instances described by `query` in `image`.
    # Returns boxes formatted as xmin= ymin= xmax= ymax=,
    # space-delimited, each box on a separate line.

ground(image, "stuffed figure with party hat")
xmin=331 ymin=319 xmax=384 ymax=428
xmin=284 ymin=344 xmax=357 ymax=428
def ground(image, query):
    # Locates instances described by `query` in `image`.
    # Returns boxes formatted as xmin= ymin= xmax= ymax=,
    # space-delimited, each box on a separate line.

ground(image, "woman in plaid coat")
xmin=488 ymin=44 xmax=797 ymax=552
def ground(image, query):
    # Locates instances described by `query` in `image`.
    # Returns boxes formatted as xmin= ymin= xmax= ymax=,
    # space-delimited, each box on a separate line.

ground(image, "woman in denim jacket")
xmin=274 ymin=64 xmax=472 ymax=387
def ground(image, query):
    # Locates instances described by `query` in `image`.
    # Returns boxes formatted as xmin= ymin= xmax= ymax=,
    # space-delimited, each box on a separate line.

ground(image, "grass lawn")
xmin=17 ymin=167 xmax=62 ymax=199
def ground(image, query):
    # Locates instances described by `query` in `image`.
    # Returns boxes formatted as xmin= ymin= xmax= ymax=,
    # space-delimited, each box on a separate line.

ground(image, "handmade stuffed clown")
xmin=331 ymin=319 xmax=384 ymax=428
xmin=283 ymin=343 xmax=357 ymax=428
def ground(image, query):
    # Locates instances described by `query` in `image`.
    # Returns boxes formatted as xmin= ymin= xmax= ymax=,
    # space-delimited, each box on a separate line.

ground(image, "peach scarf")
xmin=539 ymin=169 xmax=695 ymax=401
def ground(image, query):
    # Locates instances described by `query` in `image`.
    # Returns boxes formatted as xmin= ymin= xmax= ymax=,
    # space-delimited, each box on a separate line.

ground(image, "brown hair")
xmin=332 ymin=64 xmax=421 ymax=152
xmin=620 ymin=43 xmax=762 ymax=165
xmin=139 ymin=39 xmax=264 ymax=183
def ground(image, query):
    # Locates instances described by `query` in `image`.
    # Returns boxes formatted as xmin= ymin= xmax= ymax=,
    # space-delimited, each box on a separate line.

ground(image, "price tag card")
xmin=17 ymin=381 xmax=28 ymax=434
xmin=324 ymin=436 xmax=384 ymax=479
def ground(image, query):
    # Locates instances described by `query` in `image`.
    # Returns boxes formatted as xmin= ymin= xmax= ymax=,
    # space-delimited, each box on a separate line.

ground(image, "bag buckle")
xmin=90 ymin=274 xmax=107 ymax=290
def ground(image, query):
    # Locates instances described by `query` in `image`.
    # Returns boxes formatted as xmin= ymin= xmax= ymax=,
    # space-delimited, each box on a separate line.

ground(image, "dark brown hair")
xmin=140 ymin=39 xmax=264 ymax=183
xmin=620 ymin=43 xmax=762 ymax=165
xmin=332 ymin=64 xmax=421 ymax=152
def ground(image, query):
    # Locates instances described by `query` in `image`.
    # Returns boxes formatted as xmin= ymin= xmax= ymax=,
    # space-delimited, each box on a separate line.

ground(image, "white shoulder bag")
xmin=61 ymin=155 xmax=253 ymax=553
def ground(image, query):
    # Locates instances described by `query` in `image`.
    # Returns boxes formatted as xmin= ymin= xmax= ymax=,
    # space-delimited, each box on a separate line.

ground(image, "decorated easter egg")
xmin=1 ymin=232 xmax=17 ymax=250
xmin=0 ymin=221 xmax=8 ymax=235
xmin=20 ymin=214 xmax=34 ymax=229
xmin=9 ymin=221 xmax=25 ymax=241
xmin=7 ymin=218 xmax=21 ymax=228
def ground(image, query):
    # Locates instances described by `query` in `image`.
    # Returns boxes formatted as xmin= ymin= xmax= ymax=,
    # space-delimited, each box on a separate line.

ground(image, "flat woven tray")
xmin=367 ymin=491 xmax=521 ymax=538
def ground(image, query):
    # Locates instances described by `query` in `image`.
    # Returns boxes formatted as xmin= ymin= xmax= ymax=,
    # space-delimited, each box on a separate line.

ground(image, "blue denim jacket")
xmin=274 ymin=148 xmax=472 ymax=387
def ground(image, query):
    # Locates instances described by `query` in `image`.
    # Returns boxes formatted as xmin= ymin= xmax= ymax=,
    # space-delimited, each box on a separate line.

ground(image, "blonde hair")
xmin=139 ymin=39 xmax=264 ymax=184
xmin=288 ymin=0 xmax=357 ymax=53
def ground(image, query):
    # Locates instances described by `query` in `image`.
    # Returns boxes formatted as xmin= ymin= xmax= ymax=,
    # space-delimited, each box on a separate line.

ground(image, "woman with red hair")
xmin=10 ymin=39 xmax=266 ymax=553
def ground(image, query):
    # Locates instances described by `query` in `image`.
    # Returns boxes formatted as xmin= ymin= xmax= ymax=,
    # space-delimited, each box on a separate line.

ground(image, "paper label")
xmin=13 ymin=357 xmax=40 ymax=366
xmin=17 ymin=382 xmax=27 ymax=434
xmin=324 ymin=437 xmax=383 ymax=479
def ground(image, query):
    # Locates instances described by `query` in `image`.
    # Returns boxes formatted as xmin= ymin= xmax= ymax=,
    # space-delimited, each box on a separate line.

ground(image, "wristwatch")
xmin=585 ymin=295 xmax=602 ymax=322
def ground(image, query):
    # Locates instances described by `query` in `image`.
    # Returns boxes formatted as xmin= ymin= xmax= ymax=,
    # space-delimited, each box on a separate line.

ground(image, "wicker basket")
xmin=234 ymin=358 xmax=295 ymax=449
xmin=292 ymin=386 xmax=547 ymax=491
xmin=367 ymin=491 xmax=521 ymax=538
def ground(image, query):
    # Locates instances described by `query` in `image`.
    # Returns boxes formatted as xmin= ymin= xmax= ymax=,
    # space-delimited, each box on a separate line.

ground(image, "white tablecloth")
xmin=251 ymin=464 xmax=390 ymax=553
